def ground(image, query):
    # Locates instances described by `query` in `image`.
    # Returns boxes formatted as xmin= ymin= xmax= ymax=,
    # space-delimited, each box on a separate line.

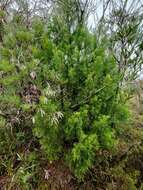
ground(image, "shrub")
xmin=0 ymin=17 xmax=130 ymax=180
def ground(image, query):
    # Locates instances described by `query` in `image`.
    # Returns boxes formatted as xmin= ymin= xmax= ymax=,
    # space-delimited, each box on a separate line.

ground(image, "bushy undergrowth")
xmin=0 ymin=10 xmax=143 ymax=190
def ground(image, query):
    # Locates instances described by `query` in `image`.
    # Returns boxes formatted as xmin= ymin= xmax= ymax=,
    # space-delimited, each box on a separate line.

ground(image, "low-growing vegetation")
xmin=0 ymin=0 xmax=143 ymax=189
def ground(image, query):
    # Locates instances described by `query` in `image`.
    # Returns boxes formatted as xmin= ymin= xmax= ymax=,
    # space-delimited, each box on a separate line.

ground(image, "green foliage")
xmin=33 ymin=100 xmax=62 ymax=161
xmin=0 ymin=1 xmax=143 ymax=189
xmin=0 ymin=13 xmax=130 ymax=181
xmin=68 ymin=133 xmax=99 ymax=179
xmin=31 ymin=21 xmax=129 ymax=178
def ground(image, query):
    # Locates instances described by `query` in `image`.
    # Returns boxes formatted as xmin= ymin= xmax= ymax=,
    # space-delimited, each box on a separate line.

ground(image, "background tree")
xmin=96 ymin=0 xmax=143 ymax=83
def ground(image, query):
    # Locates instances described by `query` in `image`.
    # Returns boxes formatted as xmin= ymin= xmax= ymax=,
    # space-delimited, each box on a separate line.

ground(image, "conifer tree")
xmin=32 ymin=2 xmax=129 ymax=178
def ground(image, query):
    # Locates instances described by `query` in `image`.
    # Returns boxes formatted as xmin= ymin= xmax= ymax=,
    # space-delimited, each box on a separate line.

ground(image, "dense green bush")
xmin=32 ymin=24 xmax=129 ymax=178
xmin=0 ymin=1 xmax=143 ymax=190
xmin=0 ymin=15 xmax=130 ymax=180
